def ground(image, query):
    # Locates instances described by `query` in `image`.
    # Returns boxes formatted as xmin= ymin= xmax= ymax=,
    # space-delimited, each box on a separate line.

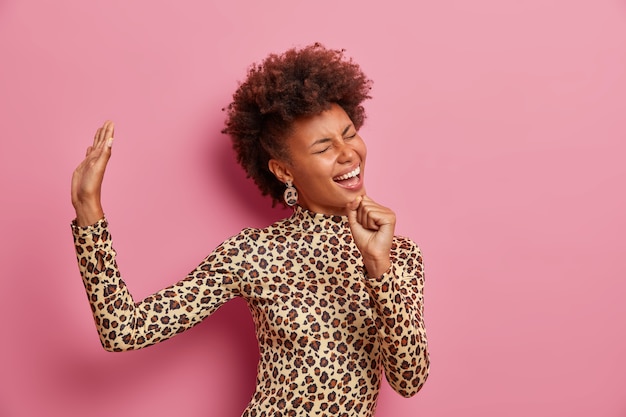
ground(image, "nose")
xmin=337 ymin=140 xmax=355 ymax=163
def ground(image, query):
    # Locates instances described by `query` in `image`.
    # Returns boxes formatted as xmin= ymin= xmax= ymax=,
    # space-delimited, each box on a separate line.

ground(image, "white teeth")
xmin=334 ymin=166 xmax=360 ymax=181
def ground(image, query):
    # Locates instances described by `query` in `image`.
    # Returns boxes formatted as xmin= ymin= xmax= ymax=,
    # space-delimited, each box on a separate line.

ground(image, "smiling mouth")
xmin=333 ymin=166 xmax=361 ymax=187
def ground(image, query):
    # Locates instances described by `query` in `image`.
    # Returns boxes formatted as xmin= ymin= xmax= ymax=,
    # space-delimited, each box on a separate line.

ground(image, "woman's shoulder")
xmin=391 ymin=235 xmax=425 ymax=278
xmin=392 ymin=234 xmax=421 ymax=252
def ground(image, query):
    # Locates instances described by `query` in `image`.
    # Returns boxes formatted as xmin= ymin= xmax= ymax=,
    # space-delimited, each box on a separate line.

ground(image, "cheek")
xmin=357 ymin=138 xmax=367 ymax=160
xmin=292 ymin=163 xmax=330 ymax=190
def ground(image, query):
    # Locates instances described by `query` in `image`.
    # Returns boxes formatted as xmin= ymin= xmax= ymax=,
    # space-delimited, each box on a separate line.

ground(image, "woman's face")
xmin=269 ymin=103 xmax=367 ymax=215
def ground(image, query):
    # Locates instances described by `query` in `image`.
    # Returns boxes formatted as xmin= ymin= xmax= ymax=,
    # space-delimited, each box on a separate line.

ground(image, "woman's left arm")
xmin=347 ymin=196 xmax=429 ymax=397
xmin=365 ymin=238 xmax=429 ymax=397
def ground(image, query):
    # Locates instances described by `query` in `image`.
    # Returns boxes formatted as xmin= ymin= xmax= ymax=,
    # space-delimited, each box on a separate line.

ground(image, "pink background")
xmin=1 ymin=1 xmax=625 ymax=416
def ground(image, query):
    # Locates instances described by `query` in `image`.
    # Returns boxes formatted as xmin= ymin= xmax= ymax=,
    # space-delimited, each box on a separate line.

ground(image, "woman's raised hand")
xmin=71 ymin=121 xmax=114 ymax=227
xmin=346 ymin=195 xmax=396 ymax=278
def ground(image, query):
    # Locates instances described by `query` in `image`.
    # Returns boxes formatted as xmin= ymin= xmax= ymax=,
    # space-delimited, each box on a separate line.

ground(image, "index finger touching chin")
xmin=346 ymin=195 xmax=363 ymax=211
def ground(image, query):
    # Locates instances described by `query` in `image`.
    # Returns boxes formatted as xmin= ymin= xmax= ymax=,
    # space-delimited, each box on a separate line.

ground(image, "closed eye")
xmin=314 ymin=146 xmax=330 ymax=154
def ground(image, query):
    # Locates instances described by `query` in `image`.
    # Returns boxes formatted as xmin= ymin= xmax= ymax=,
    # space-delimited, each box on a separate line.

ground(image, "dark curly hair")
xmin=222 ymin=43 xmax=373 ymax=206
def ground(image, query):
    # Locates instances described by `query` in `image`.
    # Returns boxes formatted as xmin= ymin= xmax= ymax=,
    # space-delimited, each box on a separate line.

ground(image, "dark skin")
xmin=71 ymin=120 xmax=114 ymax=227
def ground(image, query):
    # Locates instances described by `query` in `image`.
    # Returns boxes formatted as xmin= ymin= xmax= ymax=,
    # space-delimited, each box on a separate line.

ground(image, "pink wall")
xmin=1 ymin=1 xmax=625 ymax=416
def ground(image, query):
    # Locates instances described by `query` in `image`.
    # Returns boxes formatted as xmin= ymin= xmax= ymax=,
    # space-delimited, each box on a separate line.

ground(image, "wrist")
xmin=363 ymin=257 xmax=391 ymax=279
xmin=73 ymin=200 xmax=104 ymax=227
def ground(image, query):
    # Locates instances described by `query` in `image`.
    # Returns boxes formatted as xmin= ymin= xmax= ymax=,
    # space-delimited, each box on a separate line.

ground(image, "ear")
xmin=268 ymin=158 xmax=293 ymax=184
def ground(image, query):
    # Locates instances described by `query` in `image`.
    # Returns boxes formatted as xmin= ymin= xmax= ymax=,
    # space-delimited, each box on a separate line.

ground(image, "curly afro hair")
xmin=222 ymin=43 xmax=373 ymax=206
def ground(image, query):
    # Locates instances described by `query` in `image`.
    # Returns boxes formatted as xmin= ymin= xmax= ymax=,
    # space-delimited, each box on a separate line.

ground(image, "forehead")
xmin=291 ymin=104 xmax=353 ymax=140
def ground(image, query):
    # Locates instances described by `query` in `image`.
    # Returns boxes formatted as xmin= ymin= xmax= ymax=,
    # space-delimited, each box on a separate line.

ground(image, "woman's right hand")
xmin=71 ymin=121 xmax=115 ymax=227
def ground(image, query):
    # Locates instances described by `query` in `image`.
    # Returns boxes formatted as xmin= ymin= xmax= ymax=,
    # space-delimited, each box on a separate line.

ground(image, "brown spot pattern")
xmin=71 ymin=206 xmax=429 ymax=416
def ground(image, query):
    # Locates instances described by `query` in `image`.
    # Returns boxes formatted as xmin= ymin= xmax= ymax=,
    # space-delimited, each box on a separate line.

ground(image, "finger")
xmin=96 ymin=129 xmax=114 ymax=166
xmin=94 ymin=121 xmax=115 ymax=153
xmin=99 ymin=120 xmax=111 ymax=139
xmin=356 ymin=197 xmax=375 ymax=227
xmin=83 ymin=138 xmax=112 ymax=174
xmin=358 ymin=204 xmax=381 ymax=231
xmin=104 ymin=121 xmax=115 ymax=147
xmin=91 ymin=142 xmax=112 ymax=170
xmin=93 ymin=127 xmax=102 ymax=147
xmin=105 ymin=122 xmax=114 ymax=152
xmin=355 ymin=195 xmax=372 ymax=223
xmin=360 ymin=195 xmax=373 ymax=204
xmin=346 ymin=203 xmax=358 ymax=229
xmin=103 ymin=120 xmax=114 ymax=141
xmin=347 ymin=195 xmax=362 ymax=210
xmin=345 ymin=195 xmax=362 ymax=227
xmin=95 ymin=121 xmax=111 ymax=147
xmin=357 ymin=197 xmax=394 ymax=230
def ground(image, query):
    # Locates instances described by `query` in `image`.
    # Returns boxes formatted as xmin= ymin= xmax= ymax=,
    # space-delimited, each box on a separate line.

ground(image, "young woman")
xmin=71 ymin=43 xmax=428 ymax=416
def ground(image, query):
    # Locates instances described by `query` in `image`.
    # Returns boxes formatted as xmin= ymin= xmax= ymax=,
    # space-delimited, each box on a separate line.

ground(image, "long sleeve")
xmin=362 ymin=236 xmax=429 ymax=397
xmin=71 ymin=218 xmax=249 ymax=352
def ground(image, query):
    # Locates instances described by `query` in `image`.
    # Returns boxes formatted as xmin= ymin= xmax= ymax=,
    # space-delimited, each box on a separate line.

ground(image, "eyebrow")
xmin=309 ymin=124 xmax=353 ymax=148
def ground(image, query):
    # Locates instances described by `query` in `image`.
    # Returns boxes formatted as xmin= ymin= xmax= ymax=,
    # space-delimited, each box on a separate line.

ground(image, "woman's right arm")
xmin=72 ymin=219 xmax=247 ymax=351
xmin=70 ymin=122 xmax=247 ymax=351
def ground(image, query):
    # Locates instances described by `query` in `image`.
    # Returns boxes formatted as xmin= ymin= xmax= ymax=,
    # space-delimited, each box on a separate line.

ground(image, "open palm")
xmin=71 ymin=121 xmax=114 ymax=226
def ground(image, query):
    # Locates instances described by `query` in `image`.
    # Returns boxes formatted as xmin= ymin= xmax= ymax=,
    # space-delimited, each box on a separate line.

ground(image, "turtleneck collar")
xmin=288 ymin=205 xmax=351 ymax=235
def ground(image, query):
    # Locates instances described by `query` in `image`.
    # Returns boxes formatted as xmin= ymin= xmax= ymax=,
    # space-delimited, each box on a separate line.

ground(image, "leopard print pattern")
xmin=72 ymin=206 xmax=429 ymax=416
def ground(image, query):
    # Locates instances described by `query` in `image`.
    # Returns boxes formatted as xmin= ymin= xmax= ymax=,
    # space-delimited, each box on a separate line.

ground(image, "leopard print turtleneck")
xmin=72 ymin=206 xmax=429 ymax=416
